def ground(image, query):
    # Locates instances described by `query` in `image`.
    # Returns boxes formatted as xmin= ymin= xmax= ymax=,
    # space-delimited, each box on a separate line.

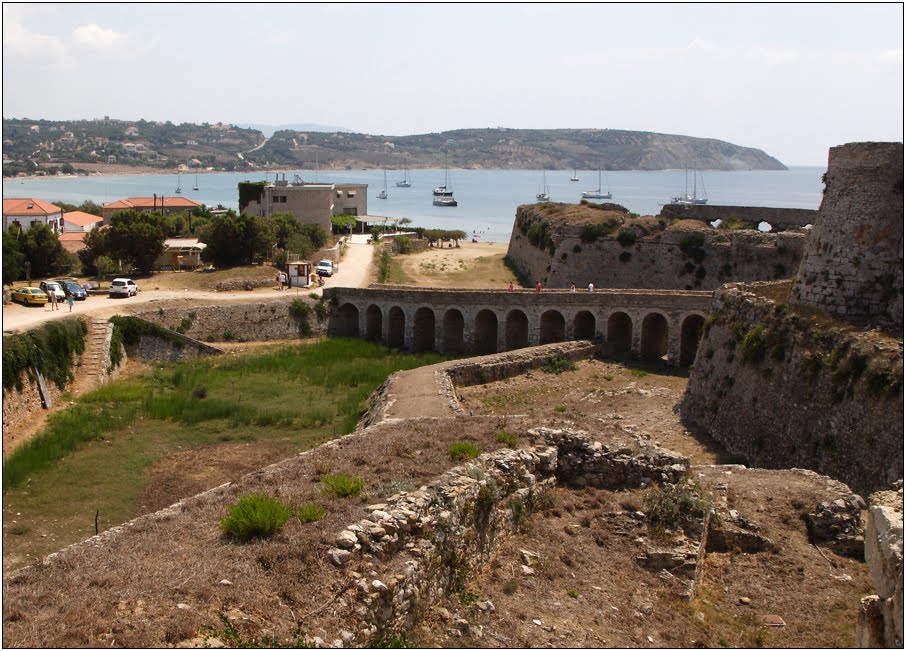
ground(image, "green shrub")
xmin=717 ymin=216 xmax=748 ymax=230
xmin=321 ymin=473 xmax=365 ymax=498
xmin=297 ymin=501 xmax=327 ymax=523
xmin=495 ymin=431 xmax=519 ymax=448
xmin=580 ymin=222 xmax=614 ymax=243
xmin=616 ymin=228 xmax=637 ymax=247
xmin=220 ymin=492 xmax=293 ymax=540
xmin=3 ymin=318 xmax=88 ymax=391
xmin=502 ymin=578 xmax=519 ymax=595
xmin=449 ymin=441 xmax=481 ymax=461
xmin=289 ymin=299 xmax=312 ymax=336
xmin=740 ymin=326 xmax=766 ymax=364
xmin=541 ymin=355 xmax=577 ymax=374
xmin=643 ymin=481 xmax=712 ymax=534
xmin=313 ymin=301 xmax=329 ymax=323
xmin=679 ymin=233 xmax=707 ymax=263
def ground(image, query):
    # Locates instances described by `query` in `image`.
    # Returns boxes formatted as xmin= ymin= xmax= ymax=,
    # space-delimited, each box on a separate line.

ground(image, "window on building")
xmin=346 ymin=191 xmax=356 ymax=198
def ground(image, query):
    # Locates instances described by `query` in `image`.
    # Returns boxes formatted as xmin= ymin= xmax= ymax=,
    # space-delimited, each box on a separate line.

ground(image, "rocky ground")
xmin=2 ymin=356 xmax=872 ymax=648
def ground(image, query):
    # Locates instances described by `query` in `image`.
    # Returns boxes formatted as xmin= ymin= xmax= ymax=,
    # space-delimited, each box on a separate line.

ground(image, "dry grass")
xmin=394 ymin=241 xmax=518 ymax=289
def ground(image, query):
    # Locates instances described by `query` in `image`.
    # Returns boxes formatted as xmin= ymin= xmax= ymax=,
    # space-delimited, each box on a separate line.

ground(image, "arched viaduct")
xmin=323 ymin=286 xmax=713 ymax=366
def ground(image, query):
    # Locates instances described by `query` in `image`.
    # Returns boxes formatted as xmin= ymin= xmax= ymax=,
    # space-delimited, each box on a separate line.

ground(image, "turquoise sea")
xmin=3 ymin=167 xmax=825 ymax=244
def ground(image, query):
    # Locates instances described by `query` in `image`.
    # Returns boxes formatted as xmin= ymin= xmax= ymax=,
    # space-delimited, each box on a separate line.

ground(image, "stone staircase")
xmin=76 ymin=318 xmax=115 ymax=391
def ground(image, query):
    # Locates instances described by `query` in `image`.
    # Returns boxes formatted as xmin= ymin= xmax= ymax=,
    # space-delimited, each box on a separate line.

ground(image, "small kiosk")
xmin=286 ymin=260 xmax=313 ymax=288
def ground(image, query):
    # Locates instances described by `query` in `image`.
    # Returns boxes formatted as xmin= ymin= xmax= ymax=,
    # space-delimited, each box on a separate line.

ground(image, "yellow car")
xmin=11 ymin=287 xmax=50 ymax=306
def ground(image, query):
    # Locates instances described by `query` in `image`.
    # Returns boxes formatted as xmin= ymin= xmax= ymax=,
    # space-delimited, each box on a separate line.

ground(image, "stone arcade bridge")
xmin=324 ymin=286 xmax=713 ymax=366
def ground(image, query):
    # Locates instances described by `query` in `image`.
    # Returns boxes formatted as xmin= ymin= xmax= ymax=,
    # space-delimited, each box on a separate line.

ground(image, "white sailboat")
xmin=175 ymin=171 xmax=182 ymax=194
xmin=433 ymin=164 xmax=457 ymax=206
xmin=536 ymin=170 xmax=551 ymax=202
xmin=670 ymin=168 xmax=708 ymax=205
xmin=377 ymin=170 xmax=389 ymax=200
xmin=193 ymin=171 xmax=199 ymax=191
xmin=395 ymin=169 xmax=411 ymax=188
xmin=570 ymin=169 xmax=579 ymax=182
xmin=581 ymin=170 xmax=611 ymax=199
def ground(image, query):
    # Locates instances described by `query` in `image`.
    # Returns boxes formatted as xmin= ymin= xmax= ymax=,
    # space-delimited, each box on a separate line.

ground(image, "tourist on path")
xmin=49 ymin=289 xmax=58 ymax=311
xmin=570 ymin=282 xmax=576 ymax=292
xmin=508 ymin=281 xmax=514 ymax=292
xmin=535 ymin=281 xmax=542 ymax=292
xmin=66 ymin=294 xmax=74 ymax=312
xmin=588 ymin=282 xmax=595 ymax=292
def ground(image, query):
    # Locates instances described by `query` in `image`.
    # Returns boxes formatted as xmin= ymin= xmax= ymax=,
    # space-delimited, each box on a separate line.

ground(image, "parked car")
xmin=39 ymin=281 xmax=66 ymax=301
xmin=11 ymin=287 xmax=49 ymax=306
xmin=56 ymin=279 xmax=88 ymax=301
xmin=109 ymin=278 xmax=138 ymax=298
xmin=316 ymin=260 xmax=334 ymax=277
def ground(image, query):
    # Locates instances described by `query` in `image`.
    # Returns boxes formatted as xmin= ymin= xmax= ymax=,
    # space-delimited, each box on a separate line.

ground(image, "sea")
xmin=3 ymin=167 xmax=826 ymax=244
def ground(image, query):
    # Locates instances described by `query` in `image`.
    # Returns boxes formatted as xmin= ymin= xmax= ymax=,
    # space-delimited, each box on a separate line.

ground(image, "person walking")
xmin=588 ymin=282 xmax=595 ymax=292
xmin=508 ymin=281 xmax=514 ymax=292
xmin=49 ymin=288 xmax=58 ymax=311
xmin=535 ymin=281 xmax=542 ymax=293
xmin=570 ymin=282 xmax=576 ymax=292
xmin=66 ymin=293 xmax=74 ymax=312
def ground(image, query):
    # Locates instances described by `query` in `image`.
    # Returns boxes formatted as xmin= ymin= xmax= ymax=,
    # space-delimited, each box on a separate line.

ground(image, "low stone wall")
xmin=659 ymin=204 xmax=817 ymax=231
xmin=129 ymin=329 xmax=223 ymax=362
xmin=135 ymin=299 xmax=328 ymax=343
xmin=680 ymin=283 xmax=903 ymax=495
xmin=444 ymin=340 xmax=598 ymax=386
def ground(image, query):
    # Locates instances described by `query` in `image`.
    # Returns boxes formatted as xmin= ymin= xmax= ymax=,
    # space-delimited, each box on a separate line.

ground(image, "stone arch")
xmin=388 ymin=306 xmax=405 ymax=349
xmin=540 ymin=310 xmax=566 ymax=344
xmin=474 ymin=309 xmax=498 ymax=355
xmin=573 ymin=310 xmax=596 ymax=340
xmin=606 ymin=311 xmax=632 ymax=358
xmin=335 ymin=303 xmax=359 ymax=337
xmin=641 ymin=312 xmax=669 ymax=361
xmin=680 ymin=314 xmax=706 ymax=366
xmin=443 ymin=309 xmax=465 ymax=354
xmin=413 ymin=307 xmax=436 ymax=353
xmin=505 ymin=309 xmax=529 ymax=351
xmin=365 ymin=304 xmax=382 ymax=342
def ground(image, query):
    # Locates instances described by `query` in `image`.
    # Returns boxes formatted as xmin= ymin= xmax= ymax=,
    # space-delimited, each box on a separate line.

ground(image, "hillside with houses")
xmin=3 ymin=118 xmax=786 ymax=176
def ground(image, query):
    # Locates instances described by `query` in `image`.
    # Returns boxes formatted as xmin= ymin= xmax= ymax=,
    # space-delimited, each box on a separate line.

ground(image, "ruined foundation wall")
xmin=680 ymin=284 xmax=903 ymax=495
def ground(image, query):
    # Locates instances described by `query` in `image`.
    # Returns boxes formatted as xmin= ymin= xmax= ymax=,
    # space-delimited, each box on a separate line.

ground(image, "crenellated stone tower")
xmin=790 ymin=142 xmax=904 ymax=333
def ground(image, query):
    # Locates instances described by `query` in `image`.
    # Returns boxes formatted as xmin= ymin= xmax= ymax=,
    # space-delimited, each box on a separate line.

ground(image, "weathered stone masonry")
xmin=505 ymin=205 xmax=807 ymax=292
xmin=680 ymin=282 xmax=903 ymax=496
xmin=791 ymin=142 xmax=904 ymax=333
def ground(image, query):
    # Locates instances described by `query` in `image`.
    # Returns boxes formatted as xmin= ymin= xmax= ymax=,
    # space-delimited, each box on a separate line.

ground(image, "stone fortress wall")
xmin=790 ymin=142 xmax=904 ymax=333
xmin=679 ymin=281 xmax=903 ymax=496
xmin=505 ymin=205 xmax=807 ymax=291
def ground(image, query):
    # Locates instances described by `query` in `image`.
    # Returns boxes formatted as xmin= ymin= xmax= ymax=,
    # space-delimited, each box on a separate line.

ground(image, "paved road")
xmin=1 ymin=237 xmax=377 ymax=334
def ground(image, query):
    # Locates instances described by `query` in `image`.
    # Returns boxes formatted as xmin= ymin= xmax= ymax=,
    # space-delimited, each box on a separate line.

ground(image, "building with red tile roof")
xmin=2 ymin=198 xmax=64 ymax=233
xmin=62 ymin=210 xmax=104 ymax=233
xmin=102 ymin=196 xmax=202 ymax=220
xmin=59 ymin=231 xmax=88 ymax=254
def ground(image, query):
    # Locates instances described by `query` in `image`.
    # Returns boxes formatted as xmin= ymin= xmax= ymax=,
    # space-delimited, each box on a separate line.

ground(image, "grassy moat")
xmin=2 ymin=338 xmax=447 ymax=571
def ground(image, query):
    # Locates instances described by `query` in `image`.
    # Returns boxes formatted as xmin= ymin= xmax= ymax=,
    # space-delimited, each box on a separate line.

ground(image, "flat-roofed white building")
xmin=240 ymin=174 xmax=367 ymax=233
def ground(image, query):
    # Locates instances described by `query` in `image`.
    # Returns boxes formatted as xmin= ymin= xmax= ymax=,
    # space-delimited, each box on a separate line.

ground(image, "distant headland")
xmin=2 ymin=117 xmax=786 ymax=177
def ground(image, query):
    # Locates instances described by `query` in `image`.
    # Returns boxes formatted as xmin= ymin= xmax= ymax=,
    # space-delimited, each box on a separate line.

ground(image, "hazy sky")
xmin=3 ymin=2 xmax=902 ymax=165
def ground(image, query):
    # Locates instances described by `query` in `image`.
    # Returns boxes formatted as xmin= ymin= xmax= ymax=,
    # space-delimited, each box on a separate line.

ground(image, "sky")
xmin=2 ymin=2 xmax=903 ymax=165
